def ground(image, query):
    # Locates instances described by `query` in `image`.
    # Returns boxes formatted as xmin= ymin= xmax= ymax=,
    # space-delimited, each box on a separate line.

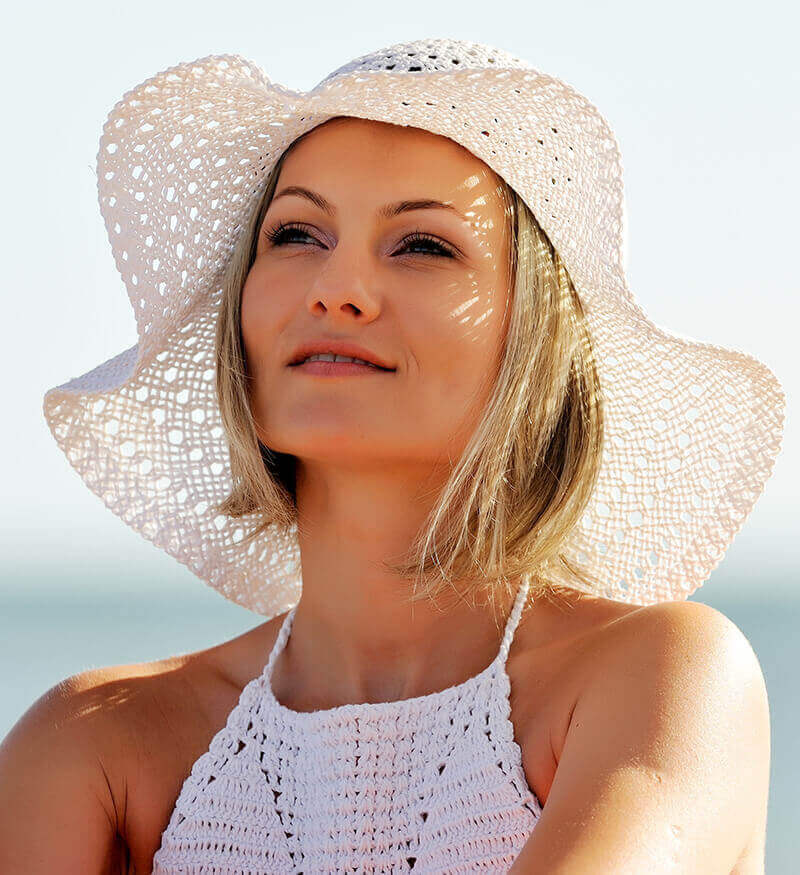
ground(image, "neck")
xmin=281 ymin=463 xmax=521 ymax=708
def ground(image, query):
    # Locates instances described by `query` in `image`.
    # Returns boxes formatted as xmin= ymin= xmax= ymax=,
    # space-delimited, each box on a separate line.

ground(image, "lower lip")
xmin=290 ymin=361 xmax=394 ymax=376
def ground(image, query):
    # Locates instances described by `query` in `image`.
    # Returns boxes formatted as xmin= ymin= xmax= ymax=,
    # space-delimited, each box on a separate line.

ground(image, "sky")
xmin=2 ymin=0 xmax=796 ymax=597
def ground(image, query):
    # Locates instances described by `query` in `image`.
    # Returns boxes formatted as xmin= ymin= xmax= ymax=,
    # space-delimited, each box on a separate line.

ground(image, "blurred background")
xmin=1 ymin=0 xmax=796 ymax=870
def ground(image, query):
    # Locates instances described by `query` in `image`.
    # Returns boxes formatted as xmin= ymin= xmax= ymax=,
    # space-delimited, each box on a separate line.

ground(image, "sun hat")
xmin=42 ymin=37 xmax=785 ymax=617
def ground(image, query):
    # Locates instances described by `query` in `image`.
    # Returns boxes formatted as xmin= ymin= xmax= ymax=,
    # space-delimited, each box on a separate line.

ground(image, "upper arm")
xmin=0 ymin=671 xmax=126 ymax=874
xmin=510 ymin=600 xmax=770 ymax=875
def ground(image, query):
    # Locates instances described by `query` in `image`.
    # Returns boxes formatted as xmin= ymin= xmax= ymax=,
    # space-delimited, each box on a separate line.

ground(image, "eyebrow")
xmin=271 ymin=185 xmax=468 ymax=223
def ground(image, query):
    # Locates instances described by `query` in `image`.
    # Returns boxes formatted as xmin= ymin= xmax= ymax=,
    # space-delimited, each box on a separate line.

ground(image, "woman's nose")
xmin=303 ymin=245 xmax=381 ymax=322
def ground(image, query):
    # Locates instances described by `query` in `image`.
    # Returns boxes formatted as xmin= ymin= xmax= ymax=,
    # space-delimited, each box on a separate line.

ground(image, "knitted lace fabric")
xmin=41 ymin=38 xmax=786 ymax=615
xmin=151 ymin=578 xmax=540 ymax=873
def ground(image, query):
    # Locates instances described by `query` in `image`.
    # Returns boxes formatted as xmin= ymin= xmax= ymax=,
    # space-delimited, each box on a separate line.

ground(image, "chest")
xmin=121 ymin=635 xmax=584 ymax=872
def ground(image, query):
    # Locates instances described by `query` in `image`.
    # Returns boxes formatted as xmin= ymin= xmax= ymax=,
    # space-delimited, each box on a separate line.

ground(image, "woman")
xmin=0 ymin=39 xmax=783 ymax=873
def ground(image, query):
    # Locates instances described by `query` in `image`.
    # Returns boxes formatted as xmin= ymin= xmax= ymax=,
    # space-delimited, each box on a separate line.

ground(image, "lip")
xmin=287 ymin=339 xmax=395 ymax=371
xmin=291 ymin=360 xmax=393 ymax=377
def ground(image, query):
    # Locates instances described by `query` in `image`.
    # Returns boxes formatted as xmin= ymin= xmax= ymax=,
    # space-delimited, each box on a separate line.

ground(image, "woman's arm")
xmin=508 ymin=601 xmax=770 ymax=874
xmin=0 ymin=671 xmax=127 ymax=874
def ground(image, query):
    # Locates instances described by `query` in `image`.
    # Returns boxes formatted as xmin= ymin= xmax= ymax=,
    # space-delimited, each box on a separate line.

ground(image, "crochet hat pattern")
xmin=43 ymin=38 xmax=786 ymax=616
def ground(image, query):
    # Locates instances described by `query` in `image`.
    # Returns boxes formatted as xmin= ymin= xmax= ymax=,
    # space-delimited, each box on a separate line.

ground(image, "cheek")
xmin=429 ymin=278 xmax=507 ymax=366
xmin=239 ymin=271 xmax=283 ymax=369
xmin=411 ymin=281 xmax=508 ymax=415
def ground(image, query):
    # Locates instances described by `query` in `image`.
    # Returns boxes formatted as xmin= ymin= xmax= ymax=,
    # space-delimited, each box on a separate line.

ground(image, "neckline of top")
xmin=259 ymin=575 xmax=531 ymax=723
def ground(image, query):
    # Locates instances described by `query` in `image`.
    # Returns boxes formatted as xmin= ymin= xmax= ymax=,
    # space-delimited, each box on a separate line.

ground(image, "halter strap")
xmin=497 ymin=574 xmax=531 ymax=666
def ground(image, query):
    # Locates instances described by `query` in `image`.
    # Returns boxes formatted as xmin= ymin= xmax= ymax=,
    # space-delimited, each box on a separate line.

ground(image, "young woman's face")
xmin=241 ymin=117 xmax=512 ymax=478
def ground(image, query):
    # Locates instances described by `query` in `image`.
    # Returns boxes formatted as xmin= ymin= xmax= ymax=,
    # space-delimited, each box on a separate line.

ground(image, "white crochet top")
xmin=152 ymin=577 xmax=541 ymax=873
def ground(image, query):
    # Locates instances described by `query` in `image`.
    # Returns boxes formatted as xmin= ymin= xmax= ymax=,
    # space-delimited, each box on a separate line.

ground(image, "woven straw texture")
xmin=42 ymin=38 xmax=786 ymax=616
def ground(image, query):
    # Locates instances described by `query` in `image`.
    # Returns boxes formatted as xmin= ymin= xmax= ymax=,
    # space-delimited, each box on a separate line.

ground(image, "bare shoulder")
xmin=605 ymin=599 xmax=771 ymax=754
xmin=532 ymin=593 xmax=768 ymax=703
xmin=510 ymin=593 xmax=769 ymax=873
xmin=557 ymin=598 xmax=768 ymax=873
xmin=0 ymin=620 xmax=281 ymax=875
xmin=608 ymin=598 xmax=770 ymax=727
xmin=614 ymin=600 xmax=769 ymax=873
xmin=509 ymin=589 xmax=650 ymax=809
xmin=0 ymin=655 xmax=194 ymax=872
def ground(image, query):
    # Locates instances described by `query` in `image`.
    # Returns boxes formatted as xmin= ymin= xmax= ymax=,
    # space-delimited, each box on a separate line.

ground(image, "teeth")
xmin=302 ymin=353 xmax=378 ymax=367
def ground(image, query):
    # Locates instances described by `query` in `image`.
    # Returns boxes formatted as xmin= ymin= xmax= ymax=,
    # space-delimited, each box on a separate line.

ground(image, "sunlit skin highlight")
xmin=239 ymin=116 xmax=519 ymax=709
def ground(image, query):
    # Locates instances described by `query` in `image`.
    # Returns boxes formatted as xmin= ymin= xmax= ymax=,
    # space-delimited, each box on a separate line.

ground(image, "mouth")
xmin=289 ymin=359 xmax=396 ymax=376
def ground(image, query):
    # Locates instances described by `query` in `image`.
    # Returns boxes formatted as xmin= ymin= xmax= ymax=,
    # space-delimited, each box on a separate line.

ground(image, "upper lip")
xmin=288 ymin=339 xmax=396 ymax=370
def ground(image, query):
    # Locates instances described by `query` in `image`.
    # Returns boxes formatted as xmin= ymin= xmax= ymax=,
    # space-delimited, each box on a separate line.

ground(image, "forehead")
xmin=276 ymin=117 xmax=507 ymax=220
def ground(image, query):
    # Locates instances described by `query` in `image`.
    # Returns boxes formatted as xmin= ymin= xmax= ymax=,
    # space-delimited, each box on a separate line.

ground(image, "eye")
xmin=262 ymin=221 xmax=457 ymax=260
xmin=395 ymin=231 xmax=457 ymax=260
xmin=262 ymin=221 xmax=319 ymax=247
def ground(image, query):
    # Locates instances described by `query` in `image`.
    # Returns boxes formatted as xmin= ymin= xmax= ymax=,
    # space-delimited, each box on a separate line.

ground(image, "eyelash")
xmin=262 ymin=221 xmax=457 ymax=260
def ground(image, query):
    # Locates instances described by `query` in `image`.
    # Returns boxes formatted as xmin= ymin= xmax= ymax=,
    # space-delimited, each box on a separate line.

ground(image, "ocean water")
xmin=1 ymin=566 xmax=797 ymax=872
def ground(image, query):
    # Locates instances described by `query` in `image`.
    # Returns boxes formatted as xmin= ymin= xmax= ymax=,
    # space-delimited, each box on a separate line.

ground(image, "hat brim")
xmin=43 ymin=54 xmax=786 ymax=613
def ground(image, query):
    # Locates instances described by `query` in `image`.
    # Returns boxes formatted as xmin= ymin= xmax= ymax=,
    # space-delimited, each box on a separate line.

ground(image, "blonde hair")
xmin=214 ymin=121 xmax=605 ymax=613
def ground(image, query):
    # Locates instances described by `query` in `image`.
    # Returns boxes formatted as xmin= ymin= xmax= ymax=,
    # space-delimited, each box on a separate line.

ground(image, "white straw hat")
xmin=43 ymin=37 xmax=785 ymax=616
